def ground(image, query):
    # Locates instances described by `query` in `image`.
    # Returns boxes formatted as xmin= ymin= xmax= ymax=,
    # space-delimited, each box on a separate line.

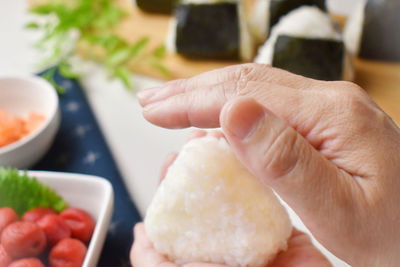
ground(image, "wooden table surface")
xmin=77 ymin=1 xmax=400 ymax=125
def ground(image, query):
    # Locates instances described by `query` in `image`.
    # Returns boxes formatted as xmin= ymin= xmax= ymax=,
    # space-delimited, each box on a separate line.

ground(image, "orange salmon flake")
xmin=0 ymin=109 xmax=45 ymax=148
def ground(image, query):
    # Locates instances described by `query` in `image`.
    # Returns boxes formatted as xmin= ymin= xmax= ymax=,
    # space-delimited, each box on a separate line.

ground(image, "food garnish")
xmin=0 ymin=169 xmax=68 ymax=216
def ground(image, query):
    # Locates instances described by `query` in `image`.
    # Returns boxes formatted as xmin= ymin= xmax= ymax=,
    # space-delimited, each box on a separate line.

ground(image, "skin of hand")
xmin=137 ymin=64 xmax=400 ymax=267
xmin=131 ymin=131 xmax=332 ymax=267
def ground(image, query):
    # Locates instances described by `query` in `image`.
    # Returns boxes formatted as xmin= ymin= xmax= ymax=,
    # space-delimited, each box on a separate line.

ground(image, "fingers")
xmin=131 ymin=223 xmax=230 ymax=267
xmin=138 ymin=64 xmax=318 ymax=106
xmin=220 ymin=97 xmax=360 ymax=233
xmin=189 ymin=130 xmax=224 ymax=140
xmin=270 ymin=229 xmax=332 ymax=267
xmin=159 ymin=153 xmax=178 ymax=184
xmin=131 ymin=223 xmax=178 ymax=267
xmin=133 ymin=223 xmax=152 ymax=249
xmin=187 ymin=130 xmax=207 ymax=140
xmin=183 ymin=263 xmax=231 ymax=267
xmin=142 ymin=82 xmax=229 ymax=128
xmin=207 ymin=131 xmax=225 ymax=139
xmin=142 ymin=80 xmax=312 ymax=130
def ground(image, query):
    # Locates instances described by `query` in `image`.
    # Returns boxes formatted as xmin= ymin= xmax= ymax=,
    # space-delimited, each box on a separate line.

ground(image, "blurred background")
xmin=0 ymin=0 xmax=399 ymax=266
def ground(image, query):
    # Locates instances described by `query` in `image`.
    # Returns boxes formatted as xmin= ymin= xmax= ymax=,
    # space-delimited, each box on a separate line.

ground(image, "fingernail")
xmin=225 ymin=98 xmax=265 ymax=140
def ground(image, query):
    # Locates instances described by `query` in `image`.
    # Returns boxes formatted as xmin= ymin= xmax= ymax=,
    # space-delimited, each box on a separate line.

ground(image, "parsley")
xmin=0 ymin=169 xmax=68 ymax=216
xmin=27 ymin=0 xmax=169 ymax=91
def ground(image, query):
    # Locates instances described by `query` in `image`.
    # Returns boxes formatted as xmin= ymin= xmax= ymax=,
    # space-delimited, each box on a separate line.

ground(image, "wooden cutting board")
xmin=76 ymin=1 xmax=400 ymax=125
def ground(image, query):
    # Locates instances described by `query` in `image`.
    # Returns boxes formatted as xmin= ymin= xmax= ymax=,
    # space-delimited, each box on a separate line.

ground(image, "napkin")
xmin=34 ymin=69 xmax=141 ymax=266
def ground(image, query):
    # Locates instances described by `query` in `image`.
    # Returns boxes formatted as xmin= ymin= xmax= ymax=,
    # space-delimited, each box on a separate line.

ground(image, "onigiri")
xmin=344 ymin=0 xmax=400 ymax=62
xmin=166 ymin=0 xmax=254 ymax=61
xmin=144 ymin=136 xmax=292 ymax=267
xmin=255 ymin=6 xmax=354 ymax=81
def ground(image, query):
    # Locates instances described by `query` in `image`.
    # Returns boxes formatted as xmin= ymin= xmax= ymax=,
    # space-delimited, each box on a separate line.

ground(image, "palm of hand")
xmin=131 ymin=223 xmax=332 ymax=267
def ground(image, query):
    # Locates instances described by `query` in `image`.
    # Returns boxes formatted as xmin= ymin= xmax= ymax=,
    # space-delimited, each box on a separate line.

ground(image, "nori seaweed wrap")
xmin=345 ymin=0 xmax=400 ymax=62
xmin=273 ymin=35 xmax=344 ymax=81
xmin=135 ymin=0 xmax=177 ymax=14
xmin=167 ymin=0 xmax=253 ymax=61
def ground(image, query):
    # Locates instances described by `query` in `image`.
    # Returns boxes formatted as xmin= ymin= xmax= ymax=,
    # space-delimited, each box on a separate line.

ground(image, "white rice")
xmin=145 ymin=137 xmax=292 ymax=267
xmin=165 ymin=0 xmax=254 ymax=61
xmin=255 ymin=6 xmax=354 ymax=81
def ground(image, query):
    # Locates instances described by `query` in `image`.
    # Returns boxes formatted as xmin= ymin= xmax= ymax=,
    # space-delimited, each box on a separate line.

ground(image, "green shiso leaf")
xmin=0 ymin=169 xmax=68 ymax=216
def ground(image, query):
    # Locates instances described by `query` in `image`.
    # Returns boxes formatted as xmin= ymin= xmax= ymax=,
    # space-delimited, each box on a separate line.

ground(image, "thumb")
xmin=220 ymin=97 xmax=355 ymax=230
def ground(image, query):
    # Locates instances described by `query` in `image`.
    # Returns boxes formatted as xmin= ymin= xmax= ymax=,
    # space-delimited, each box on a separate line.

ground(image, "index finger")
xmin=138 ymin=64 xmax=320 ymax=106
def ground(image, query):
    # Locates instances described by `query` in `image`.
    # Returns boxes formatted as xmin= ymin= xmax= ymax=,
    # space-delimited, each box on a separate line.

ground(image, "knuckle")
xmin=232 ymin=63 xmax=273 ymax=91
xmin=346 ymin=93 xmax=366 ymax=114
xmin=326 ymin=86 xmax=365 ymax=114
xmin=170 ymin=78 xmax=186 ymax=87
xmin=170 ymin=78 xmax=190 ymax=93
xmin=261 ymin=126 xmax=301 ymax=179
xmin=236 ymin=63 xmax=259 ymax=82
xmin=336 ymin=80 xmax=361 ymax=91
xmin=221 ymin=81 xmax=241 ymax=98
xmin=329 ymin=84 xmax=391 ymax=134
xmin=330 ymin=81 xmax=368 ymax=104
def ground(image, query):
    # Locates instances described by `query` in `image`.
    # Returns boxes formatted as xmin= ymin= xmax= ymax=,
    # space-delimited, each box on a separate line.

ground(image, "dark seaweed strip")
xmin=175 ymin=3 xmax=240 ymax=60
xmin=269 ymin=0 xmax=327 ymax=30
xmin=136 ymin=0 xmax=177 ymax=14
xmin=359 ymin=0 xmax=400 ymax=62
xmin=272 ymin=35 xmax=344 ymax=81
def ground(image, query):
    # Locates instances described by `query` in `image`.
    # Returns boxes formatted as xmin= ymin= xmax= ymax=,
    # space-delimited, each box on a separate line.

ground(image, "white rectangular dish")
xmin=26 ymin=171 xmax=114 ymax=267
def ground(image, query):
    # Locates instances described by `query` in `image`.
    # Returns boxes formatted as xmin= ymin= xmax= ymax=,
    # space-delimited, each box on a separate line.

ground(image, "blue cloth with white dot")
xmin=34 ymin=69 xmax=141 ymax=266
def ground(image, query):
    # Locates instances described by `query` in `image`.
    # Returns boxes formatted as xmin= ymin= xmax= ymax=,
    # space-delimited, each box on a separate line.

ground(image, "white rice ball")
xmin=166 ymin=0 xmax=254 ymax=61
xmin=255 ymin=6 xmax=341 ymax=65
xmin=145 ymin=137 xmax=292 ymax=267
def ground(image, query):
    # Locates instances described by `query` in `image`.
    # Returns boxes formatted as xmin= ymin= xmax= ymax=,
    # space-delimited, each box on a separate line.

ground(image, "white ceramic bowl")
xmin=27 ymin=171 xmax=114 ymax=267
xmin=0 ymin=75 xmax=60 ymax=168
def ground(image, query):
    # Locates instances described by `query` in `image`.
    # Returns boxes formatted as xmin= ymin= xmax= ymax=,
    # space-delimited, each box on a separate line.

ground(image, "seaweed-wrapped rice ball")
xmin=251 ymin=0 xmax=327 ymax=41
xmin=166 ymin=0 xmax=253 ymax=61
xmin=145 ymin=136 xmax=292 ymax=267
xmin=255 ymin=6 xmax=353 ymax=81
xmin=135 ymin=0 xmax=177 ymax=14
xmin=344 ymin=0 xmax=400 ymax=62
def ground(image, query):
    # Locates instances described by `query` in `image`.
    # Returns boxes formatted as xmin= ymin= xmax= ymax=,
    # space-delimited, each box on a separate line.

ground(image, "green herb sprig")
xmin=27 ymin=0 xmax=169 ymax=91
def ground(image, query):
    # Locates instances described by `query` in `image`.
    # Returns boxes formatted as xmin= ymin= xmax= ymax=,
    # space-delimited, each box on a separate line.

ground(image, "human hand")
xmin=131 ymin=223 xmax=331 ymax=267
xmin=138 ymin=64 xmax=400 ymax=266
xmin=130 ymin=131 xmax=331 ymax=267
